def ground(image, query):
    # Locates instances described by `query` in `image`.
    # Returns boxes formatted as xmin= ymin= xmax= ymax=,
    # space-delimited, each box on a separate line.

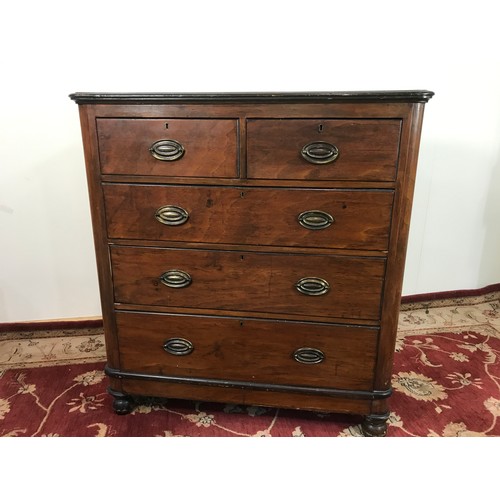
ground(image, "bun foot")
xmin=108 ymin=389 xmax=134 ymax=415
xmin=361 ymin=413 xmax=389 ymax=437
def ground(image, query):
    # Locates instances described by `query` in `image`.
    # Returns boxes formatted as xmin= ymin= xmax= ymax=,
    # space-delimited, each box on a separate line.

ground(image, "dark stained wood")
xmin=115 ymin=312 xmax=378 ymax=390
xmin=108 ymin=388 xmax=134 ymax=415
xmin=113 ymin=303 xmax=381 ymax=327
xmin=370 ymin=396 xmax=390 ymax=419
xmin=97 ymin=118 xmax=238 ymax=177
xmin=71 ymin=91 xmax=432 ymax=434
xmin=110 ymin=246 xmax=386 ymax=320
xmin=108 ymin=239 xmax=389 ymax=258
xmin=120 ymin=378 xmax=374 ymax=414
xmin=107 ymin=365 xmax=390 ymax=400
xmin=70 ymin=102 xmax=419 ymax=124
xmin=70 ymin=90 xmax=434 ymax=104
xmin=374 ymin=103 xmax=427 ymax=391
xmin=247 ymin=119 xmax=401 ymax=181
xmin=76 ymin=105 xmax=122 ymax=372
xmin=361 ymin=413 xmax=390 ymax=437
xmin=103 ymin=184 xmax=394 ymax=251
xmin=101 ymin=174 xmax=397 ymax=189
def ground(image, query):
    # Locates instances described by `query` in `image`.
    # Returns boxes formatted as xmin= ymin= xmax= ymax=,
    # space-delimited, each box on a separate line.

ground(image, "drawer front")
xmin=104 ymin=184 xmax=394 ymax=251
xmin=247 ymin=119 xmax=401 ymax=181
xmin=116 ymin=312 xmax=378 ymax=390
xmin=97 ymin=118 xmax=238 ymax=177
xmin=111 ymin=246 xmax=385 ymax=320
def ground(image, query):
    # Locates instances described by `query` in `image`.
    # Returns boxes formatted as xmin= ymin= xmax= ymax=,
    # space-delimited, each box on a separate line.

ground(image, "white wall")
xmin=1 ymin=0 xmax=499 ymax=322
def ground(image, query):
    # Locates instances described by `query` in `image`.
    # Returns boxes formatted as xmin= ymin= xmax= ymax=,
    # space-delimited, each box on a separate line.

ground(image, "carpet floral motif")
xmin=1 ymin=291 xmax=499 ymax=437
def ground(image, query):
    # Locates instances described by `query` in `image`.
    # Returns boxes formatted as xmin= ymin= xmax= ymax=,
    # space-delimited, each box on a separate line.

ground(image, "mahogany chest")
xmin=70 ymin=91 xmax=433 ymax=436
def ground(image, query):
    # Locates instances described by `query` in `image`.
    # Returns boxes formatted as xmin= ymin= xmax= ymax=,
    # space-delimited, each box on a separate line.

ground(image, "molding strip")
xmin=104 ymin=365 xmax=392 ymax=400
xmin=0 ymin=318 xmax=103 ymax=333
xmin=401 ymin=282 xmax=500 ymax=304
xmin=69 ymin=90 xmax=435 ymax=104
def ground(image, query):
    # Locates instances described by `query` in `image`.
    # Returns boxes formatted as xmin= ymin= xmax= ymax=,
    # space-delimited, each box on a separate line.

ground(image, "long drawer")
xmin=97 ymin=118 xmax=238 ymax=177
xmin=116 ymin=311 xmax=379 ymax=390
xmin=111 ymin=246 xmax=386 ymax=320
xmin=103 ymin=184 xmax=394 ymax=250
xmin=247 ymin=118 xmax=401 ymax=181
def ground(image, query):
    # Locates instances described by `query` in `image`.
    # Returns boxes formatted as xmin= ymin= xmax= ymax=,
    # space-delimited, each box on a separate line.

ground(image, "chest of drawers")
xmin=70 ymin=91 xmax=433 ymax=436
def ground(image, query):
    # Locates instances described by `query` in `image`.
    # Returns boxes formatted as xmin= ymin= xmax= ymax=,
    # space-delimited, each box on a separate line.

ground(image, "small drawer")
xmin=111 ymin=246 xmax=385 ymax=320
xmin=116 ymin=311 xmax=378 ymax=391
xmin=247 ymin=119 xmax=401 ymax=181
xmin=103 ymin=184 xmax=394 ymax=251
xmin=96 ymin=118 xmax=238 ymax=177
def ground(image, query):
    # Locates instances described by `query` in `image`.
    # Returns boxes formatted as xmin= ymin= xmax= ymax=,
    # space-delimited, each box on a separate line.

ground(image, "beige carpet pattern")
xmin=0 ymin=326 xmax=106 ymax=372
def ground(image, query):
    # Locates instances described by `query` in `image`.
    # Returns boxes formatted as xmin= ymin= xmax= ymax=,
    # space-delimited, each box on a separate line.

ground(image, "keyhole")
xmin=165 ymin=123 xmax=169 ymax=129
xmin=318 ymin=124 xmax=323 ymax=133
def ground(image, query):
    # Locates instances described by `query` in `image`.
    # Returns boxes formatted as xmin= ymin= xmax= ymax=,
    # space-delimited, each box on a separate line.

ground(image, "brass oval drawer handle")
xmin=298 ymin=210 xmax=334 ymax=230
xmin=300 ymin=141 xmax=339 ymax=164
xmin=163 ymin=338 xmax=194 ymax=356
xmin=293 ymin=347 xmax=325 ymax=364
xmin=155 ymin=205 xmax=189 ymax=226
xmin=150 ymin=139 xmax=185 ymax=161
xmin=159 ymin=270 xmax=192 ymax=288
xmin=295 ymin=277 xmax=330 ymax=296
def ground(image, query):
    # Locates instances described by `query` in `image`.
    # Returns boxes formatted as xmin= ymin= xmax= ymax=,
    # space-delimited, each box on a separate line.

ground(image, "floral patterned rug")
xmin=1 ymin=290 xmax=499 ymax=437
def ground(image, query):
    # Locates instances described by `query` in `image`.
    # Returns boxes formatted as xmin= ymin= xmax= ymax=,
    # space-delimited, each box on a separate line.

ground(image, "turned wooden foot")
xmin=361 ymin=413 xmax=389 ymax=437
xmin=108 ymin=389 xmax=134 ymax=415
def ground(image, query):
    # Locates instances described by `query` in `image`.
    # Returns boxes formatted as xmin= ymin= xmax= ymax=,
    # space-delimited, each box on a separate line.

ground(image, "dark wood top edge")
xmin=69 ymin=90 xmax=434 ymax=104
